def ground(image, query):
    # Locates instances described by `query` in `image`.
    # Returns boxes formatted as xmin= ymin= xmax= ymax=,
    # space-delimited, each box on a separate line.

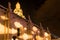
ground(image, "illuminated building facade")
xmin=0 ymin=2 xmax=51 ymax=40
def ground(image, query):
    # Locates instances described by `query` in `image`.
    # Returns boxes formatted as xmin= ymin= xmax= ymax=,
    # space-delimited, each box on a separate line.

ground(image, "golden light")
xmin=45 ymin=38 xmax=48 ymax=40
xmin=11 ymin=28 xmax=17 ymax=34
xmin=12 ymin=38 xmax=18 ymax=40
xmin=0 ymin=23 xmax=17 ymax=34
xmin=16 ymin=2 xmax=20 ymax=9
xmin=0 ymin=23 xmax=5 ymax=34
xmin=24 ymin=27 xmax=27 ymax=30
xmin=37 ymin=30 xmax=40 ymax=34
xmin=19 ymin=33 xmax=28 ymax=40
xmin=0 ymin=15 xmax=8 ymax=20
xmin=44 ymin=32 xmax=51 ymax=40
xmin=19 ymin=33 xmax=33 ymax=40
xmin=13 ymin=2 xmax=26 ymax=19
xmin=22 ymin=33 xmax=28 ymax=40
xmin=32 ymin=26 xmax=38 ymax=32
xmin=28 ymin=35 xmax=33 ymax=39
xmin=0 ymin=2 xmax=52 ymax=40
xmin=14 ymin=21 xmax=23 ymax=28
xmin=44 ymin=32 xmax=49 ymax=37
xmin=44 ymin=32 xmax=49 ymax=40
xmin=31 ymin=31 xmax=35 ymax=34
xmin=36 ymin=35 xmax=43 ymax=40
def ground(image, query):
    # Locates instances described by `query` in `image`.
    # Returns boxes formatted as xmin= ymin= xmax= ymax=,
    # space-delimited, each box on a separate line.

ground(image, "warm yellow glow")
xmin=24 ymin=27 xmax=27 ymax=30
xmin=44 ymin=32 xmax=49 ymax=37
xmin=32 ymin=26 xmax=38 ymax=32
xmin=31 ymin=31 xmax=35 ymax=34
xmin=0 ymin=23 xmax=5 ymax=34
xmin=11 ymin=28 xmax=17 ymax=34
xmin=12 ymin=38 xmax=18 ymax=40
xmin=37 ymin=30 xmax=40 ymax=34
xmin=16 ymin=2 xmax=20 ymax=9
xmin=19 ymin=33 xmax=33 ymax=40
xmin=29 ymin=35 xmax=33 ymax=39
xmin=20 ymin=33 xmax=28 ymax=40
xmin=22 ymin=33 xmax=28 ymax=40
xmin=0 ymin=23 xmax=17 ymax=34
xmin=13 ymin=2 xmax=26 ymax=19
xmin=0 ymin=15 xmax=8 ymax=20
xmin=14 ymin=21 xmax=23 ymax=28
xmin=46 ymin=38 xmax=48 ymax=40
xmin=44 ymin=32 xmax=51 ymax=40
xmin=36 ymin=35 xmax=43 ymax=40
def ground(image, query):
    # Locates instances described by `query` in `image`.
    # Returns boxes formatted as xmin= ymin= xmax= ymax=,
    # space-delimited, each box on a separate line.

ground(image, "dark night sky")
xmin=0 ymin=0 xmax=60 ymax=38
xmin=0 ymin=0 xmax=46 ymax=25
xmin=0 ymin=0 xmax=46 ymax=23
xmin=0 ymin=0 xmax=45 ymax=14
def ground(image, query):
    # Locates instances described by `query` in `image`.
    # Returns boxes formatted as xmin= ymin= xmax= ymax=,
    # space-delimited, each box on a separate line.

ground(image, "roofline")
xmin=0 ymin=5 xmax=7 ymax=10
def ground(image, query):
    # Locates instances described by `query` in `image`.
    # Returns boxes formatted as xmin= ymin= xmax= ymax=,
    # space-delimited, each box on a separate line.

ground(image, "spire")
xmin=28 ymin=15 xmax=34 ymax=26
xmin=8 ymin=2 xmax=12 ymax=13
xmin=47 ymin=27 xmax=50 ymax=34
xmin=39 ymin=23 xmax=45 ymax=37
xmin=40 ymin=23 xmax=44 ymax=30
xmin=28 ymin=15 xmax=32 ymax=23
xmin=13 ymin=2 xmax=26 ymax=19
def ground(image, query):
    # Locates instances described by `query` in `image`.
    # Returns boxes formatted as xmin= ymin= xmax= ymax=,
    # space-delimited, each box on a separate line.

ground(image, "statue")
xmin=13 ymin=2 xmax=26 ymax=19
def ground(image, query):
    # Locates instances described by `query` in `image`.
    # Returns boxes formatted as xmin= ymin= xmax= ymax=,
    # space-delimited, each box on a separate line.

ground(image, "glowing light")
xmin=0 ymin=15 xmax=8 ymax=20
xmin=19 ymin=33 xmax=33 ymax=40
xmin=12 ymin=38 xmax=18 ymax=40
xmin=44 ymin=32 xmax=49 ymax=37
xmin=24 ymin=27 xmax=27 ymax=30
xmin=20 ymin=33 xmax=28 ymax=40
xmin=23 ymin=33 xmax=28 ymax=40
xmin=14 ymin=21 xmax=23 ymax=28
xmin=0 ymin=23 xmax=5 ymax=34
xmin=44 ymin=32 xmax=51 ymax=40
xmin=0 ymin=23 xmax=17 ymax=34
xmin=11 ymin=28 xmax=17 ymax=34
xmin=46 ymin=38 xmax=48 ymax=40
xmin=32 ymin=26 xmax=38 ymax=32
xmin=36 ymin=35 xmax=43 ymax=40
xmin=37 ymin=30 xmax=40 ymax=34
xmin=13 ymin=2 xmax=26 ymax=19
xmin=16 ymin=2 xmax=20 ymax=9
xmin=31 ymin=31 xmax=35 ymax=34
